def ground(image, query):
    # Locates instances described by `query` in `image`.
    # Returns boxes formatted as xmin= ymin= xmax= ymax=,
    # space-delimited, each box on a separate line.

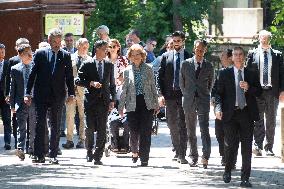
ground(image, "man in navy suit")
xmin=76 ymin=40 xmax=116 ymax=165
xmin=158 ymin=31 xmax=192 ymax=164
xmin=10 ymin=44 xmax=36 ymax=160
xmin=0 ymin=43 xmax=11 ymax=150
xmin=215 ymin=47 xmax=262 ymax=187
xmin=25 ymin=28 xmax=75 ymax=164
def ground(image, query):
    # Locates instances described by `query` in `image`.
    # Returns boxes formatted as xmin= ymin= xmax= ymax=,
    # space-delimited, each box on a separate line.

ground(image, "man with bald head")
xmin=246 ymin=30 xmax=284 ymax=156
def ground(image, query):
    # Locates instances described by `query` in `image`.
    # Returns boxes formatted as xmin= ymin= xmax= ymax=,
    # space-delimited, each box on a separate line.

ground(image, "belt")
xmin=262 ymin=86 xmax=272 ymax=90
xmin=234 ymin=106 xmax=247 ymax=111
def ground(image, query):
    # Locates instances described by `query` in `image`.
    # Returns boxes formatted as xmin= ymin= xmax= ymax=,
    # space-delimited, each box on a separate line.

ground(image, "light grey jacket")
xmin=179 ymin=57 xmax=214 ymax=113
xmin=118 ymin=63 xmax=159 ymax=112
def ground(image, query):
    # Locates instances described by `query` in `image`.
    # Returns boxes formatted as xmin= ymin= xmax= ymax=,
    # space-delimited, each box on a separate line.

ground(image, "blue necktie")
xmin=50 ymin=51 xmax=55 ymax=74
xmin=263 ymin=51 xmax=268 ymax=86
xmin=98 ymin=61 xmax=103 ymax=81
xmin=174 ymin=52 xmax=180 ymax=90
xmin=24 ymin=65 xmax=30 ymax=87
xmin=237 ymin=70 xmax=246 ymax=109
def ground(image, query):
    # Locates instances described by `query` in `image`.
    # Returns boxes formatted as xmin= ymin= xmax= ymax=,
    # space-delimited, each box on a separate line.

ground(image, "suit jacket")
xmin=180 ymin=57 xmax=214 ymax=113
xmin=25 ymin=48 xmax=75 ymax=103
xmin=63 ymin=47 xmax=77 ymax=54
xmin=215 ymin=67 xmax=262 ymax=122
xmin=75 ymin=59 xmax=116 ymax=105
xmin=246 ymin=47 xmax=284 ymax=98
xmin=6 ymin=55 xmax=21 ymax=97
xmin=71 ymin=52 xmax=92 ymax=98
xmin=158 ymin=49 xmax=192 ymax=100
xmin=10 ymin=62 xmax=34 ymax=110
xmin=0 ymin=60 xmax=9 ymax=96
xmin=118 ymin=63 xmax=159 ymax=113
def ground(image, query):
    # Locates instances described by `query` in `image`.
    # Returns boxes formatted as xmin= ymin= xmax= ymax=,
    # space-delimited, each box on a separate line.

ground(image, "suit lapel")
xmin=102 ymin=60 xmax=107 ymax=81
xmin=229 ymin=67 xmax=236 ymax=96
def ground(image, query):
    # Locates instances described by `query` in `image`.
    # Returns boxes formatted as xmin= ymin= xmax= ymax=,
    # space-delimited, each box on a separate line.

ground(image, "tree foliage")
xmin=270 ymin=0 xmax=284 ymax=48
xmin=86 ymin=0 xmax=218 ymax=50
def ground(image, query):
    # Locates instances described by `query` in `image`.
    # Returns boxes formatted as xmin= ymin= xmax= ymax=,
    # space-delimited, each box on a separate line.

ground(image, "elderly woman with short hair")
xmin=119 ymin=44 xmax=159 ymax=167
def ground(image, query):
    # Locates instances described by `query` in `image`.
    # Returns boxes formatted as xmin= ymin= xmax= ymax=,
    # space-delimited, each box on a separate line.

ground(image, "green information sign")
xmin=45 ymin=14 xmax=84 ymax=35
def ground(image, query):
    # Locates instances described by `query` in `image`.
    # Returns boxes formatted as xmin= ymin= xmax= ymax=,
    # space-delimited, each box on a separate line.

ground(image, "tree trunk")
xmin=173 ymin=0 xmax=183 ymax=31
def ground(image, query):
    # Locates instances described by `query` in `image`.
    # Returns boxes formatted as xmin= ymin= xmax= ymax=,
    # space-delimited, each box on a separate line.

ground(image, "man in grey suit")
xmin=10 ymin=44 xmax=36 ymax=160
xmin=180 ymin=40 xmax=214 ymax=168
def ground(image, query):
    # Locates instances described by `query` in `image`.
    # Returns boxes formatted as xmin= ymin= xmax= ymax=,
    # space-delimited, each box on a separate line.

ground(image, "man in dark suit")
xmin=215 ymin=47 xmax=262 ymax=187
xmin=76 ymin=40 xmax=115 ymax=165
xmin=10 ymin=44 xmax=36 ymax=160
xmin=0 ymin=43 xmax=11 ymax=150
xmin=158 ymin=31 xmax=192 ymax=164
xmin=180 ymin=39 xmax=214 ymax=168
xmin=25 ymin=28 xmax=75 ymax=164
xmin=246 ymin=30 xmax=284 ymax=156
xmin=5 ymin=38 xmax=30 ymax=149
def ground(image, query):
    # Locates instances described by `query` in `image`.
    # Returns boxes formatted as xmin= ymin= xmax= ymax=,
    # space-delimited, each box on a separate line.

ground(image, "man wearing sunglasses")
xmin=144 ymin=37 xmax=157 ymax=63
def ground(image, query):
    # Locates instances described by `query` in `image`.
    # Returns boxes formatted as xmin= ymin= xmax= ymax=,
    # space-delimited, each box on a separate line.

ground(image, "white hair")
xmin=258 ymin=30 xmax=272 ymax=37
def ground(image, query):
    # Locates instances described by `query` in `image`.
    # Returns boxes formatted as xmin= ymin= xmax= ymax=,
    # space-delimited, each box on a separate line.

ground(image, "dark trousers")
xmin=110 ymin=120 xmax=130 ymax=149
xmin=165 ymin=97 xmax=187 ymax=158
xmin=127 ymin=95 xmax=153 ymax=163
xmin=224 ymin=107 xmax=254 ymax=181
xmin=254 ymin=89 xmax=278 ymax=150
xmin=215 ymin=119 xmax=239 ymax=164
xmin=85 ymin=97 xmax=108 ymax=161
xmin=0 ymin=99 xmax=11 ymax=145
xmin=34 ymin=99 xmax=64 ymax=158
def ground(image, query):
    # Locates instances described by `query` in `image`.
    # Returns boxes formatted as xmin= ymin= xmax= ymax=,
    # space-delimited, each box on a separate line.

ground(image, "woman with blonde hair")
xmin=119 ymin=44 xmax=159 ymax=166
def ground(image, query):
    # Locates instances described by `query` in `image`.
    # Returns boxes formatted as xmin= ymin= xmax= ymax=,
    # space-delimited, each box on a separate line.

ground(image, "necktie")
xmin=196 ymin=62 xmax=201 ymax=79
xmin=77 ymin=56 xmax=82 ymax=71
xmin=50 ymin=51 xmax=55 ymax=74
xmin=174 ymin=52 xmax=180 ymax=89
xmin=237 ymin=70 xmax=246 ymax=109
xmin=98 ymin=61 xmax=103 ymax=81
xmin=263 ymin=51 xmax=268 ymax=86
xmin=24 ymin=65 xmax=30 ymax=86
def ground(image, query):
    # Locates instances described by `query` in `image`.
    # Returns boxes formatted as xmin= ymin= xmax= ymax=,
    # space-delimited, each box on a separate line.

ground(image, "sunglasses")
xmin=151 ymin=43 xmax=157 ymax=47
xmin=108 ymin=45 xmax=116 ymax=49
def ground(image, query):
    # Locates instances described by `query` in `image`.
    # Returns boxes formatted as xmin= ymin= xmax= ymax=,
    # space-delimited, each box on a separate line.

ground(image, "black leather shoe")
xmin=32 ymin=157 xmax=45 ymax=163
xmin=172 ymin=154 xmax=178 ymax=161
xmin=62 ymin=141 xmax=74 ymax=149
xmin=132 ymin=156 xmax=138 ymax=163
xmin=4 ymin=143 xmax=11 ymax=150
xmin=189 ymin=159 xmax=198 ymax=167
xmin=141 ymin=161 xmax=148 ymax=167
xmin=86 ymin=150 xmax=93 ymax=162
xmin=60 ymin=132 xmax=66 ymax=137
xmin=57 ymin=148 xmax=62 ymax=155
xmin=76 ymin=141 xmax=84 ymax=149
xmin=94 ymin=160 xmax=103 ymax=165
xmin=221 ymin=156 xmax=225 ymax=166
xmin=177 ymin=157 xmax=188 ymax=164
xmin=49 ymin=158 xmax=59 ymax=164
xmin=223 ymin=171 xmax=231 ymax=183
xmin=240 ymin=180 xmax=252 ymax=188
xmin=265 ymin=149 xmax=275 ymax=156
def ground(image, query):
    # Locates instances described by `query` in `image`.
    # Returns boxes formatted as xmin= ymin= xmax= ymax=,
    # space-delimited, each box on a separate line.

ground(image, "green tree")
xmin=270 ymin=0 xmax=284 ymax=48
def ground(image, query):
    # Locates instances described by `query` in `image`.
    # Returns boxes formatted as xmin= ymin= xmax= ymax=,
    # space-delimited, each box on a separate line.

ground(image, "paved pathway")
xmin=0 ymin=108 xmax=283 ymax=188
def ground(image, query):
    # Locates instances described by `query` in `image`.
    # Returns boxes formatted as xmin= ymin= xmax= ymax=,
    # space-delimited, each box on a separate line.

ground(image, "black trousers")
xmin=215 ymin=119 xmax=239 ymax=164
xmin=85 ymin=97 xmax=108 ymax=161
xmin=34 ymin=99 xmax=64 ymax=159
xmin=127 ymin=95 xmax=153 ymax=163
xmin=0 ymin=97 xmax=11 ymax=145
xmin=224 ymin=107 xmax=254 ymax=181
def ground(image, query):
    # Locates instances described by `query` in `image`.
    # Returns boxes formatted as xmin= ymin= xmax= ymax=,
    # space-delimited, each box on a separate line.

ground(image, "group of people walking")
xmin=0 ymin=25 xmax=283 ymax=188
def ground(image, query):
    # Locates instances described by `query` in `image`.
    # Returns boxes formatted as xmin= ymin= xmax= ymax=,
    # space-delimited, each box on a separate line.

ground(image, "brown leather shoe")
xmin=201 ymin=158 xmax=208 ymax=169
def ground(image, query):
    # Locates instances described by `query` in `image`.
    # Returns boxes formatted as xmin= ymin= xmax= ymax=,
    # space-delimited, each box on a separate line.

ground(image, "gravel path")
xmin=0 ymin=108 xmax=283 ymax=189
